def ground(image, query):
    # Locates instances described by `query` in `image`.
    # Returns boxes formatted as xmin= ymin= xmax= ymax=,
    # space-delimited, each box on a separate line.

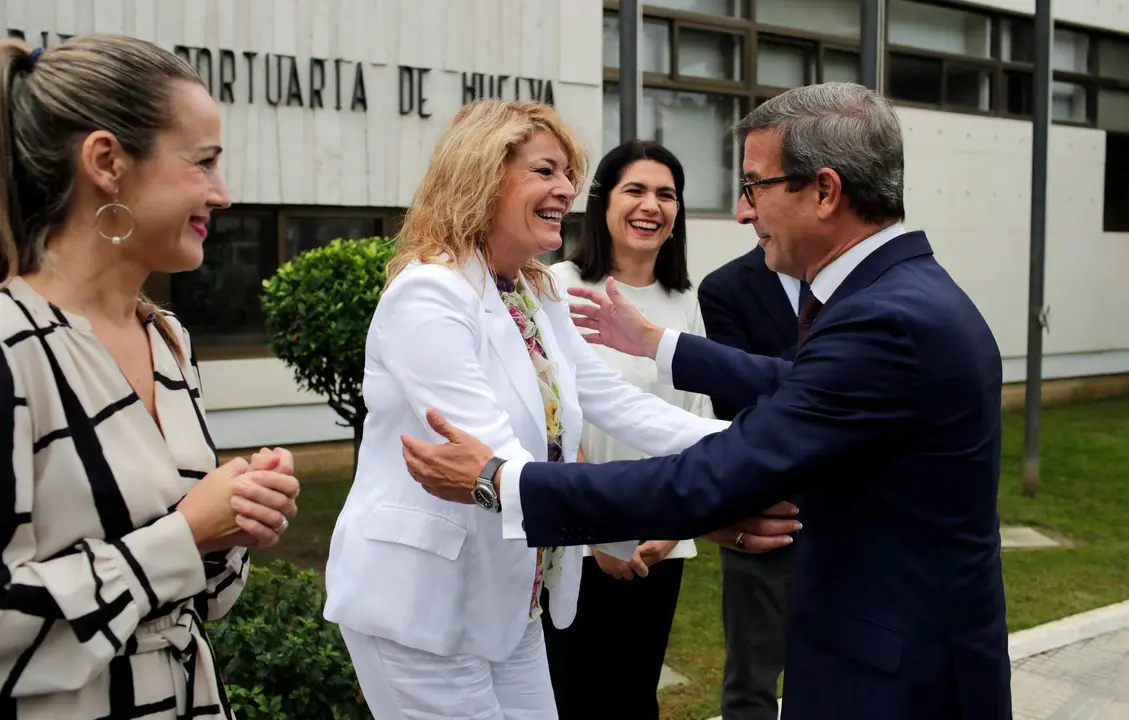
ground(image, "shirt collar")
xmin=809 ymin=222 xmax=907 ymax=304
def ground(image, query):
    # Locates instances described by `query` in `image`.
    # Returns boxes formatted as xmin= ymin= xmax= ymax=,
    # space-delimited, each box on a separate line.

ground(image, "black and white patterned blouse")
xmin=0 ymin=276 xmax=247 ymax=719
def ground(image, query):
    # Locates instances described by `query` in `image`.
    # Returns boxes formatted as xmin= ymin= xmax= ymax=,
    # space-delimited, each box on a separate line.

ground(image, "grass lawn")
xmin=258 ymin=397 xmax=1129 ymax=720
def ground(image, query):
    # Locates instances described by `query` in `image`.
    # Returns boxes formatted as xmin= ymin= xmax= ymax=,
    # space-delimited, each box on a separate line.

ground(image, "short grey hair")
xmin=735 ymin=82 xmax=905 ymax=223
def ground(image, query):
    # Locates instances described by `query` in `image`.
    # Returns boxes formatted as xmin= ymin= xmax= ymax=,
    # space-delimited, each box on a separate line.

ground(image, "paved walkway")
xmin=1012 ymin=628 xmax=1129 ymax=719
xmin=702 ymin=629 xmax=1129 ymax=720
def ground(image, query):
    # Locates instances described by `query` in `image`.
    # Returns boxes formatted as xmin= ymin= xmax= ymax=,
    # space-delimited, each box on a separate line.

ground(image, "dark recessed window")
xmin=144 ymin=207 xmax=393 ymax=352
xmin=1001 ymin=19 xmax=1035 ymax=63
xmin=946 ymin=65 xmax=991 ymax=111
xmin=283 ymin=215 xmax=382 ymax=259
xmin=889 ymin=54 xmax=942 ymax=106
xmin=167 ymin=210 xmax=278 ymax=348
xmin=1003 ymin=70 xmax=1034 ymax=117
xmin=1105 ymin=133 xmax=1129 ymax=233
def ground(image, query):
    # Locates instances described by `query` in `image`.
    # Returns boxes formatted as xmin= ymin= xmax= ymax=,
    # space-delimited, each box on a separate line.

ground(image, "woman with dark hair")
xmin=546 ymin=140 xmax=713 ymax=719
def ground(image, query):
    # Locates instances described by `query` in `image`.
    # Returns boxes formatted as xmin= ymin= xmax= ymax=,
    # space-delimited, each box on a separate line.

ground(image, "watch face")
xmin=472 ymin=485 xmax=496 ymax=510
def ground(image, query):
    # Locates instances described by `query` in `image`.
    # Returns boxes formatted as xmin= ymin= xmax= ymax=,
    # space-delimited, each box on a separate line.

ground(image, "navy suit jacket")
xmin=514 ymin=232 xmax=1011 ymax=720
xmin=699 ymin=246 xmax=803 ymax=557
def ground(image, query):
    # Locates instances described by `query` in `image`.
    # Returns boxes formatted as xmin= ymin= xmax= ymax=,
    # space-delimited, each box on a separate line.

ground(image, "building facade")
xmin=4 ymin=0 xmax=1127 ymax=450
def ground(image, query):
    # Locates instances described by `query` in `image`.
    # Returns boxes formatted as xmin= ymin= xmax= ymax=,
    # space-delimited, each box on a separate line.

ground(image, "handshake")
xmin=175 ymin=447 xmax=301 ymax=556
xmin=592 ymin=501 xmax=801 ymax=581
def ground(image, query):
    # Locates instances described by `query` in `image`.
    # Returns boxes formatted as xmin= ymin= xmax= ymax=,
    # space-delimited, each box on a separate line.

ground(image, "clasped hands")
xmin=177 ymin=446 xmax=301 ymax=556
xmin=402 ymin=409 xmax=800 ymax=556
xmin=592 ymin=540 xmax=681 ymax=581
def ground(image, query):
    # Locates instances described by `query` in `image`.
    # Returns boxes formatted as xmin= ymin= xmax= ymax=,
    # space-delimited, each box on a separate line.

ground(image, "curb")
xmin=704 ymin=600 xmax=1129 ymax=720
xmin=705 ymin=699 xmax=781 ymax=720
xmin=1008 ymin=599 xmax=1129 ymax=661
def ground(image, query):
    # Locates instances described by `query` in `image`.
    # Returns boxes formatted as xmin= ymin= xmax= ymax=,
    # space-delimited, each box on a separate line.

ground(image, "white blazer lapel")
xmin=462 ymin=255 xmax=544 ymax=437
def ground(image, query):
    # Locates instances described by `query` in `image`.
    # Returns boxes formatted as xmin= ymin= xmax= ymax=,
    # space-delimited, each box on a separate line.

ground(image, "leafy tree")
xmin=261 ymin=237 xmax=395 ymax=466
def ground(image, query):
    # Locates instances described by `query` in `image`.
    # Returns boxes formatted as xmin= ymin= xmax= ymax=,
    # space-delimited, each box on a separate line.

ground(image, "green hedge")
xmin=208 ymin=560 xmax=372 ymax=720
xmin=260 ymin=236 xmax=396 ymax=464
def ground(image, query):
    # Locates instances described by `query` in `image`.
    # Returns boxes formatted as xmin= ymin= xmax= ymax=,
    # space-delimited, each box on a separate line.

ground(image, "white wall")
xmin=0 ymin=0 xmax=605 ymax=209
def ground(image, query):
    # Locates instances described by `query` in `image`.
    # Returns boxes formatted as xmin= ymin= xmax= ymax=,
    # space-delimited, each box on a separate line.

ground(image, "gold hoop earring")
xmin=95 ymin=202 xmax=135 ymax=245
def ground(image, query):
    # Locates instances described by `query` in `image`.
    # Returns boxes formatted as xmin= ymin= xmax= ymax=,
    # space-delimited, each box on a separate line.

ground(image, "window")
xmin=603 ymin=3 xmax=750 ymax=212
xmin=144 ymin=206 xmax=394 ymax=355
xmin=1098 ymin=36 xmax=1129 ymax=82
xmin=886 ymin=0 xmax=996 ymax=113
xmin=1051 ymin=32 xmax=1129 ymax=133
xmin=604 ymin=14 xmax=673 ymax=73
xmin=680 ymin=27 xmax=744 ymax=81
xmin=1105 ymin=133 xmax=1129 ymax=233
xmin=283 ymin=215 xmax=381 ymax=258
xmin=600 ymin=1 xmax=866 ymax=212
xmin=885 ymin=2 xmax=1129 ymax=126
xmin=162 ymin=209 xmax=278 ymax=349
xmin=757 ymin=37 xmax=817 ymax=88
xmin=604 ymin=83 xmax=743 ymax=211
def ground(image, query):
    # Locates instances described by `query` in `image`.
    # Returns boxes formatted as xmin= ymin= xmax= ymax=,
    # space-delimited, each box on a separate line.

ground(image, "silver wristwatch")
xmin=472 ymin=457 xmax=505 ymax=513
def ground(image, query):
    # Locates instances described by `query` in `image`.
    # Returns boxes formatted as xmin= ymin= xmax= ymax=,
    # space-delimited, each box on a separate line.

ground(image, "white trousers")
xmin=340 ymin=621 xmax=558 ymax=720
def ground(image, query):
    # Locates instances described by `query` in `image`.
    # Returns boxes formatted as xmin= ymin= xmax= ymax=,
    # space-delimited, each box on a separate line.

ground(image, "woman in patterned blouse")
xmin=0 ymin=36 xmax=300 ymax=719
xmin=323 ymin=99 xmax=729 ymax=719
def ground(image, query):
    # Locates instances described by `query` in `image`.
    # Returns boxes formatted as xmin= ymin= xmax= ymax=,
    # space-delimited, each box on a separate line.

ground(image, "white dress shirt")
xmin=777 ymin=272 xmax=802 ymax=315
xmin=498 ymin=222 xmax=907 ymax=543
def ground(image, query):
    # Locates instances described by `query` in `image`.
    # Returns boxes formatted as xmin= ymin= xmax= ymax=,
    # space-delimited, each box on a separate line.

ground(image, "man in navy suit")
xmin=699 ymin=248 xmax=805 ymax=720
xmin=403 ymin=82 xmax=1011 ymax=720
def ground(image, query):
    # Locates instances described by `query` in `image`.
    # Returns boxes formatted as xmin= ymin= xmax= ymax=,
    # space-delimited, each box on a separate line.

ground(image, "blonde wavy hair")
xmin=387 ymin=99 xmax=589 ymax=298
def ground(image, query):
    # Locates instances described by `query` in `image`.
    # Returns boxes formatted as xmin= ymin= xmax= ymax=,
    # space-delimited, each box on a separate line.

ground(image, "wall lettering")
xmin=460 ymin=72 xmax=555 ymax=105
xmin=9 ymin=29 xmax=555 ymax=115
xmin=398 ymin=65 xmax=432 ymax=118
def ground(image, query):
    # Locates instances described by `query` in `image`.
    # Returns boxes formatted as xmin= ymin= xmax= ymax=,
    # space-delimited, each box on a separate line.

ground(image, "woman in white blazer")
xmin=322 ymin=99 xmax=728 ymax=720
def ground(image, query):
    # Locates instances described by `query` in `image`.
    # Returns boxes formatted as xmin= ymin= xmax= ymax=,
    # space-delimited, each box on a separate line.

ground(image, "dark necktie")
xmin=797 ymin=288 xmax=822 ymax=348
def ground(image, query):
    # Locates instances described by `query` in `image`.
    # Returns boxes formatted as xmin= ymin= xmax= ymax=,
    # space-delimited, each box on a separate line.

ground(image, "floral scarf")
xmin=496 ymin=274 xmax=565 ymax=620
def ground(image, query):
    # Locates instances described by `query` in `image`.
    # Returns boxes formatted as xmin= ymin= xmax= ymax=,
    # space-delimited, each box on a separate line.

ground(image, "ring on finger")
xmin=735 ymin=532 xmax=745 ymax=549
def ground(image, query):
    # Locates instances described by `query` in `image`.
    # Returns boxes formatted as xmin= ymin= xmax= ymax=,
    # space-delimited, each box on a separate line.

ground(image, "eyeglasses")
xmin=739 ymin=175 xmax=805 ymax=206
